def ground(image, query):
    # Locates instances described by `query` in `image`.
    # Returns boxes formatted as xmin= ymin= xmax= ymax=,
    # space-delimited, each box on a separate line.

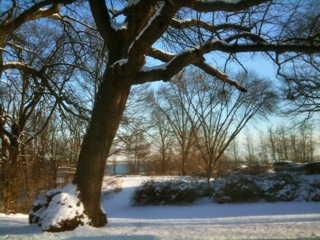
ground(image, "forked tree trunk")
xmin=73 ymin=68 xmax=131 ymax=227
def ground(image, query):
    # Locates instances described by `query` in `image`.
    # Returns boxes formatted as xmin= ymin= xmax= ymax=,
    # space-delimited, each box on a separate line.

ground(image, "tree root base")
xmin=28 ymin=183 xmax=104 ymax=232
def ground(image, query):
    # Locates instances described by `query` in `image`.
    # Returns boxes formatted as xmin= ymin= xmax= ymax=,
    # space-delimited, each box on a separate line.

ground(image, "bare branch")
xmin=0 ymin=2 xmax=70 ymax=34
xmin=88 ymin=0 xmax=117 ymax=54
xmin=200 ymin=39 xmax=320 ymax=54
xmin=140 ymin=47 xmax=246 ymax=91
xmin=142 ymin=38 xmax=320 ymax=89
xmin=193 ymin=62 xmax=247 ymax=92
xmin=147 ymin=47 xmax=174 ymax=62
xmin=225 ymin=33 xmax=267 ymax=43
xmin=181 ymin=0 xmax=271 ymax=13
xmin=3 ymin=62 xmax=89 ymax=121
xmin=170 ymin=18 xmax=251 ymax=32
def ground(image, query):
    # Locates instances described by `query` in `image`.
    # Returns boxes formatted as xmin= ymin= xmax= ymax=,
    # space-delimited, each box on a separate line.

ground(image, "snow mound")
xmin=29 ymin=183 xmax=89 ymax=232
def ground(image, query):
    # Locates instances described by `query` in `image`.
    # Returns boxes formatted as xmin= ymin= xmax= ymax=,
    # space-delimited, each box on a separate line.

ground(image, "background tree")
xmin=0 ymin=20 xmax=68 ymax=212
xmin=275 ymin=1 xmax=320 ymax=114
xmin=169 ymin=70 xmax=277 ymax=184
xmin=228 ymin=137 xmax=241 ymax=168
xmin=0 ymin=1 xmax=98 ymax=213
xmin=113 ymin=85 xmax=152 ymax=174
xmin=244 ymin=130 xmax=257 ymax=166
xmin=149 ymin=108 xmax=175 ymax=175
xmin=258 ymin=130 xmax=269 ymax=165
xmin=267 ymin=120 xmax=315 ymax=163
xmin=0 ymin=3 xmax=64 ymax=213
xmin=150 ymin=75 xmax=197 ymax=176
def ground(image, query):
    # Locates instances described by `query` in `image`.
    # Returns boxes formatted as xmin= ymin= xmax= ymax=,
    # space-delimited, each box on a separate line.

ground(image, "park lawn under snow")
xmin=1 ymin=176 xmax=320 ymax=240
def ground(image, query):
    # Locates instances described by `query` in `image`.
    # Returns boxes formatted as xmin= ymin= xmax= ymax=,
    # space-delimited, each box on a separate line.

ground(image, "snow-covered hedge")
xmin=214 ymin=173 xmax=320 ymax=203
xmin=132 ymin=173 xmax=320 ymax=205
xmin=132 ymin=178 xmax=206 ymax=205
xmin=214 ymin=174 xmax=262 ymax=203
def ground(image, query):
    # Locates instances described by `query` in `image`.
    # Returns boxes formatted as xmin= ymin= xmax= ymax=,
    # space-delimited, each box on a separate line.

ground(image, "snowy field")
xmin=1 ymin=176 xmax=320 ymax=240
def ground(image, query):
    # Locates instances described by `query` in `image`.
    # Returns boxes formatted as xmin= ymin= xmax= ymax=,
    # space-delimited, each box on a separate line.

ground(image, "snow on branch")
xmin=183 ymin=0 xmax=271 ymax=13
xmin=126 ymin=4 xmax=164 ymax=68
xmin=1 ymin=3 xmax=63 ymax=34
xmin=140 ymin=34 xmax=320 ymax=87
xmin=137 ymin=47 xmax=203 ymax=83
xmin=147 ymin=48 xmax=174 ymax=62
xmin=170 ymin=19 xmax=251 ymax=32
xmin=137 ymin=47 xmax=246 ymax=92
xmin=126 ymin=2 xmax=178 ymax=72
xmin=200 ymin=39 xmax=320 ymax=54
xmin=170 ymin=18 xmax=215 ymax=31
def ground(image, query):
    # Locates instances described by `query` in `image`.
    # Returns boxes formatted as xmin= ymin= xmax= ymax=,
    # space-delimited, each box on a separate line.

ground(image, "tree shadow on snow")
xmin=0 ymin=221 xmax=42 ymax=235
xmin=68 ymin=235 xmax=156 ymax=240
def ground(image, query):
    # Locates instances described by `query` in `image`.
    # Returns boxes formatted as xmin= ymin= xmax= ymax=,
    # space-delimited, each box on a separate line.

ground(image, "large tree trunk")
xmin=73 ymin=69 xmax=131 ymax=227
xmin=29 ymin=68 xmax=132 ymax=231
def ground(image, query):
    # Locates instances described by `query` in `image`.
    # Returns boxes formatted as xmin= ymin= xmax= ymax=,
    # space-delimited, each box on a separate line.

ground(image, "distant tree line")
xmin=241 ymin=120 xmax=317 ymax=165
xmin=118 ymin=119 xmax=318 ymax=177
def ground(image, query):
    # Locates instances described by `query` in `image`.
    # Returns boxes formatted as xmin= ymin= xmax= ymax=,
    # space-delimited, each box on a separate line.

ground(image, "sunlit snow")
xmin=1 ymin=176 xmax=319 ymax=239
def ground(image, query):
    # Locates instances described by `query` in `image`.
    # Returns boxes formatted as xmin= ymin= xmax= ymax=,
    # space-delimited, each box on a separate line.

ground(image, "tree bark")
xmin=73 ymin=68 xmax=131 ymax=227
xmin=1 ymin=122 xmax=21 ymax=213
xmin=3 ymin=146 xmax=20 ymax=213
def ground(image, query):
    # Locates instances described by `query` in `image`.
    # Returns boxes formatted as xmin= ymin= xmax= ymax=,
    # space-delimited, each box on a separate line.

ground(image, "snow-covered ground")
xmin=1 ymin=176 xmax=320 ymax=240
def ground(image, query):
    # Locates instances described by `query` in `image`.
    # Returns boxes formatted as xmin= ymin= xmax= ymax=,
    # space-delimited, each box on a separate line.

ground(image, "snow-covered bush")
xmin=214 ymin=172 xmax=320 ymax=203
xmin=214 ymin=174 xmax=263 ymax=203
xmin=29 ymin=183 xmax=89 ymax=232
xmin=259 ymin=173 xmax=300 ymax=202
xmin=132 ymin=178 xmax=201 ymax=205
xmin=196 ymin=180 xmax=214 ymax=197
xmin=300 ymin=162 xmax=320 ymax=174
xmin=132 ymin=173 xmax=320 ymax=205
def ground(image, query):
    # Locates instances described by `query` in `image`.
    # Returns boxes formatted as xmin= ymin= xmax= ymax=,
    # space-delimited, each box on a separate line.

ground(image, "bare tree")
xmin=0 ymin=1 xmax=99 ymax=214
xmin=150 ymin=76 xmax=197 ymax=176
xmin=228 ymin=137 xmax=241 ymax=167
xmin=149 ymin=108 xmax=175 ymax=175
xmin=185 ymin=71 xmax=277 ymax=183
xmin=148 ymin=69 xmax=276 ymax=183
xmin=275 ymin=1 xmax=320 ymax=114
xmin=0 ymin=4 xmax=67 ymax=212
xmin=258 ymin=130 xmax=269 ymax=165
xmin=244 ymin=130 xmax=257 ymax=166
xmin=0 ymin=14 xmax=92 ymax=212
xmin=280 ymin=55 xmax=320 ymax=115
xmin=267 ymin=120 xmax=315 ymax=163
